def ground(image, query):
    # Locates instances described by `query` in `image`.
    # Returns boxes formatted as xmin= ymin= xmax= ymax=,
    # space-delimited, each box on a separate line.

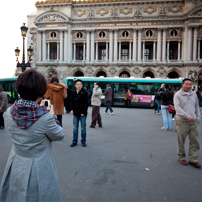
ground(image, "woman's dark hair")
xmin=94 ymin=82 xmax=100 ymax=87
xmin=50 ymin=77 xmax=59 ymax=84
xmin=15 ymin=69 xmax=47 ymax=101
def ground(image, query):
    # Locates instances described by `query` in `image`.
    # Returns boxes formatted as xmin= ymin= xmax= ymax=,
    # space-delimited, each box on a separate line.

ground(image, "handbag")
xmin=167 ymin=104 xmax=175 ymax=113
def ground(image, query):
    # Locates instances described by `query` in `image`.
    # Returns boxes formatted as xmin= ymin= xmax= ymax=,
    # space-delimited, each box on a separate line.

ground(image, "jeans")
xmin=155 ymin=100 xmax=161 ymax=113
xmin=105 ymin=101 xmax=113 ymax=113
xmin=0 ymin=112 xmax=4 ymax=128
xmin=161 ymin=105 xmax=172 ymax=130
xmin=57 ymin=115 xmax=62 ymax=127
xmin=73 ymin=115 xmax=87 ymax=143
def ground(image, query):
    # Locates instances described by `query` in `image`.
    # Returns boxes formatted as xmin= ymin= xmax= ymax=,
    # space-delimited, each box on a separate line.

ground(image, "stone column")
xmin=157 ymin=29 xmax=161 ymax=62
xmin=182 ymin=25 xmax=188 ymax=62
xmin=42 ymin=31 xmax=46 ymax=62
xmin=91 ymin=30 xmax=95 ymax=62
xmin=68 ymin=28 xmax=72 ymax=62
xmin=96 ymin=42 xmax=98 ymax=61
xmin=142 ymin=41 xmax=145 ymax=61
xmin=178 ymin=40 xmax=181 ymax=61
xmin=73 ymin=42 xmax=76 ymax=61
xmin=106 ymin=41 xmax=108 ymax=61
xmin=47 ymin=42 xmax=50 ymax=60
xmin=167 ymin=41 xmax=170 ymax=61
xmin=129 ymin=41 xmax=132 ymax=61
xmin=109 ymin=30 xmax=113 ymax=62
xmin=198 ymin=39 xmax=201 ymax=60
xmin=57 ymin=42 xmax=60 ymax=61
xmin=86 ymin=31 xmax=90 ymax=62
xmin=114 ymin=30 xmax=118 ymax=62
xmin=188 ymin=27 xmax=192 ymax=61
xmin=162 ymin=29 xmax=166 ymax=62
xmin=153 ymin=41 xmax=156 ymax=61
xmin=64 ymin=30 xmax=68 ymax=62
xmin=119 ymin=41 xmax=121 ymax=61
xmin=193 ymin=27 xmax=198 ymax=61
xmin=60 ymin=31 xmax=63 ymax=61
xmin=138 ymin=29 xmax=142 ymax=62
xmin=133 ymin=29 xmax=137 ymax=62
xmin=83 ymin=42 xmax=86 ymax=61
xmin=38 ymin=31 xmax=42 ymax=62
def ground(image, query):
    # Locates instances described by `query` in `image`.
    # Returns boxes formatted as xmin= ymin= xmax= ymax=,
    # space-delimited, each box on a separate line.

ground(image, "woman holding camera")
xmin=158 ymin=83 xmax=174 ymax=130
xmin=0 ymin=69 xmax=65 ymax=202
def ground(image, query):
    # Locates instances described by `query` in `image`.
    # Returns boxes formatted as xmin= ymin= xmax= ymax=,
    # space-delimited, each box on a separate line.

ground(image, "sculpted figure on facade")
xmin=157 ymin=67 xmax=166 ymax=77
xmin=158 ymin=5 xmax=167 ymax=15
xmin=133 ymin=67 xmax=141 ymax=77
xmin=188 ymin=70 xmax=198 ymax=83
xmin=38 ymin=14 xmax=66 ymax=23
xmin=133 ymin=6 xmax=141 ymax=17
xmin=110 ymin=7 xmax=118 ymax=17
xmin=87 ymin=9 xmax=95 ymax=19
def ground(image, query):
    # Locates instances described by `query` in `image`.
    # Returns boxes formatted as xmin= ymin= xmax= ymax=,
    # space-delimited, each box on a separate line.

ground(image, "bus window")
xmin=99 ymin=82 xmax=108 ymax=93
xmin=67 ymin=80 xmax=73 ymax=89
xmin=113 ymin=83 xmax=127 ymax=104
xmin=136 ymin=84 xmax=154 ymax=95
xmin=153 ymin=84 xmax=161 ymax=93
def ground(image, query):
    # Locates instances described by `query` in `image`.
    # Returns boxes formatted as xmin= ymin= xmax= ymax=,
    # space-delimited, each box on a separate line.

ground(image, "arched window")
xmin=74 ymin=71 xmax=84 ymax=77
xmin=122 ymin=31 xmax=129 ymax=38
xmin=99 ymin=31 xmax=106 ymax=38
xmin=171 ymin=30 xmax=178 ymax=37
xmin=168 ymin=71 xmax=180 ymax=78
xmin=77 ymin=32 xmax=83 ymax=39
xmin=96 ymin=71 xmax=107 ymax=77
xmin=143 ymin=71 xmax=154 ymax=78
xmin=119 ymin=71 xmax=130 ymax=78
xmin=146 ymin=30 xmax=153 ymax=37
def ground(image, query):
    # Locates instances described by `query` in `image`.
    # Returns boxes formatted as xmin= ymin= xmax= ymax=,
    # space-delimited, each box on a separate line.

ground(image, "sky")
xmin=0 ymin=0 xmax=37 ymax=78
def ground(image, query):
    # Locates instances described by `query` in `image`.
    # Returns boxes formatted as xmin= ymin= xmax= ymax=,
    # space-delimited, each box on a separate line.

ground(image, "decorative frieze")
xmin=97 ymin=9 xmax=109 ymax=16
xmin=120 ymin=7 xmax=133 ymax=15
xmin=143 ymin=6 xmax=156 ymax=14
xmin=168 ymin=6 xmax=183 ymax=13
xmin=38 ymin=14 xmax=66 ymax=22
xmin=74 ymin=10 xmax=86 ymax=17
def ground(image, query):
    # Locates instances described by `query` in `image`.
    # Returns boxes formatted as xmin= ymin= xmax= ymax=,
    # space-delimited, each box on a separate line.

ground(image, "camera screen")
xmin=44 ymin=101 xmax=48 ymax=107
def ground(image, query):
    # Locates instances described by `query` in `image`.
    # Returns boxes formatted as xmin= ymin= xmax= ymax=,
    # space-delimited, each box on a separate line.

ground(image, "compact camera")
xmin=44 ymin=100 xmax=51 ymax=110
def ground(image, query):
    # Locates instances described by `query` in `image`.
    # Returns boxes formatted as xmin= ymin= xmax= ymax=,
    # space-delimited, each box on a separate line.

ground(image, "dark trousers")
xmin=91 ymin=106 xmax=102 ymax=127
xmin=125 ymin=99 xmax=131 ymax=108
xmin=57 ymin=115 xmax=63 ymax=127
xmin=0 ymin=112 xmax=4 ymax=128
xmin=105 ymin=101 xmax=113 ymax=113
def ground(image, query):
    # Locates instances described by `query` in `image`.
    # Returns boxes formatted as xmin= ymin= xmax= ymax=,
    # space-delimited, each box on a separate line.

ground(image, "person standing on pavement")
xmin=64 ymin=85 xmax=72 ymax=114
xmin=174 ymin=78 xmax=201 ymax=168
xmin=0 ymin=84 xmax=8 ymax=129
xmin=158 ymin=83 xmax=173 ymax=130
xmin=103 ymin=84 xmax=114 ymax=115
xmin=125 ymin=89 xmax=133 ymax=108
xmin=44 ymin=77 xmax=67 ymax=127
xmin=90 ymin=82 xmax=102 ymax=128
xmin=154 ymin=91 xmax=161 ymax=115
xmin=0 ymin=69 xmax=65 ymax=202
xmin=70 ymin=79 xmax=88 ymax=147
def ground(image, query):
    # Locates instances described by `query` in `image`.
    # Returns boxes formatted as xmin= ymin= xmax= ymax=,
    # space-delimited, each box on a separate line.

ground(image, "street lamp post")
xmin=15 ymin=23 xmax=33 ymax=73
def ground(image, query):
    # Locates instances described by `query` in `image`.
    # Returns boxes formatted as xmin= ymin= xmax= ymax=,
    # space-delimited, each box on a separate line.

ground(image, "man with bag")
xmin=174 ymin=78 xmax=201 ymax=168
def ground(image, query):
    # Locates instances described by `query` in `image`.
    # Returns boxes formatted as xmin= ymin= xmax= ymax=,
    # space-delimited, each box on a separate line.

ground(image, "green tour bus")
xmin=66 ymin=77 xmax=183 ymax=107
xmin=0 ymin=77 xmax=18 ymax=103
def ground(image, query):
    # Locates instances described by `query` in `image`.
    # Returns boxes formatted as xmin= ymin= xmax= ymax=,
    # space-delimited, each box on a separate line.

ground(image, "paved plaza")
xmin=0 ymin=107 xmax=202 ymax=202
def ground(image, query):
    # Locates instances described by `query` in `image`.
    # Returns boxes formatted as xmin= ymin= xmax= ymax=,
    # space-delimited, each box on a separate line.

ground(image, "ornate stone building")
xmin=25 ymin=0 xmax=202 ymax=89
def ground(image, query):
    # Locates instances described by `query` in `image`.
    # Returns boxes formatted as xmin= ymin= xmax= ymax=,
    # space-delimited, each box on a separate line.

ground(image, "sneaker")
xmin=158 ymin=113 xmax=160 ymax=115
xmin=0 ymin=127 xmax=5 ymax=130
xmin=89 ymin=125 xmax=95 ymax=128
xmin=70 ymin=143 xmax=77 ymax=147
xmin=161 ymin=127 xmax=164 ymax=130
xmin=110 ymin=112 xmax=114 ymax=115
xmin=81 ymin=143 xmax=86 ymax=147
xmin=172 ymin=118 xmax=175 ymax=120
xmin=189 ymin=161 xmax=201 ymax=168
xmin=154 ymin=111 xmax=156 ymax=113
xmin=103 ymin=112 xmax=107 ymax=114
xmin=179 ymin=159 xmax=188 ymax=166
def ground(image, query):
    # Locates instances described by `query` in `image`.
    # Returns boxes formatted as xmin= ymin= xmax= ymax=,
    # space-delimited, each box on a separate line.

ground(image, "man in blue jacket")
xmin=70 ymin=79 xmax=88 ymax=147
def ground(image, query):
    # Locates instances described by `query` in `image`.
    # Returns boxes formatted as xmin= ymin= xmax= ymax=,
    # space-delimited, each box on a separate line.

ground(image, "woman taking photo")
xmin=0 ymin=69 xmax=65 ymax=202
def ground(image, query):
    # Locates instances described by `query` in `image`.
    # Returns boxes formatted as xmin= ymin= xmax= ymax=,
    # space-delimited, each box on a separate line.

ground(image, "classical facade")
xmin=22 ymin=0 xmax=202 ymax=89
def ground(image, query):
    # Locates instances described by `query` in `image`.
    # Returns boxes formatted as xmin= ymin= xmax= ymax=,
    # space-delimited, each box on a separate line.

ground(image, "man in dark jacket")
xmin=158 ymin=83 xmax=173 ymax=130
xmin=70 ymin=80 xmax=88 ymax=147
xmin=103 ymin=84 xmax=114 ymax=115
